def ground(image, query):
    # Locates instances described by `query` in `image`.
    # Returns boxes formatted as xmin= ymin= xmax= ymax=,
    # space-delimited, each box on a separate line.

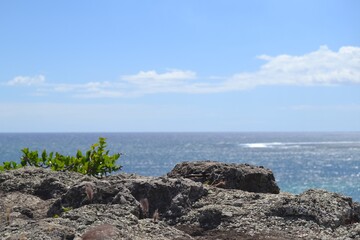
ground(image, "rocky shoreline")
xmin=1 ymin=161 xmax=359 ymax=239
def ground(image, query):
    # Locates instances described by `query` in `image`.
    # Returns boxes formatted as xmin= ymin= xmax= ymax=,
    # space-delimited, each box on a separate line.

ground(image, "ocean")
xmin=1 ymin=132 xmax=359 ymax=202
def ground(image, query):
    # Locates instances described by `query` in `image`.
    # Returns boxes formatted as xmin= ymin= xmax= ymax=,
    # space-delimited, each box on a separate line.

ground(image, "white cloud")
xmin=7 ymin=75 xmax=45 ymax=86
xmin=5 ymin=46 xmax=360 ymax=97
xmin=224 ymin=45 xmax=360 ymax=91
xmin=121 ymin=69 xmax=198 ymax=94
xmin=123 ymin=69 xmax=196 ymax=83
xmin=34 ymin=70 xmax=199 ymax=97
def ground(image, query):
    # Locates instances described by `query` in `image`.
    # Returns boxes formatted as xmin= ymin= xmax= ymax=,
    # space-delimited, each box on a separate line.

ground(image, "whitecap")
xmin=241 ymin=142 xmax=285 ymax=148
xmin=242 ymin=143 xmax=269 ymax=148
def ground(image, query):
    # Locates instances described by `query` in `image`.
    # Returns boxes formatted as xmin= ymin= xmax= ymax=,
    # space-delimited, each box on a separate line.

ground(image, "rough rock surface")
xmin=0 ymin=162 xmax=359 ymax=239
xmin=168 ymin=161 xmax=280 ymax=194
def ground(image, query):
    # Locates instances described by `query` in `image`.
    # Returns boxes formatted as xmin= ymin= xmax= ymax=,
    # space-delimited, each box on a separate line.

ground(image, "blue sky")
xmin=0 ymin=0 xmax=359 ymax=132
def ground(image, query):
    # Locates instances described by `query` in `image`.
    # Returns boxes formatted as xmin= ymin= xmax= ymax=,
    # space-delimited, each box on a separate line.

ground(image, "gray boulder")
xmin=269 ymin=189 xmax=358 ymax=228
xmin=168 ymin=161 xmax=280 ymax=194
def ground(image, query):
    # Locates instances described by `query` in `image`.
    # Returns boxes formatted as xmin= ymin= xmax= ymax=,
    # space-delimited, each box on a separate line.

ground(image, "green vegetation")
xmin=0 ymin=137 xmax=122 ymax=177
xmin=61 ymin=206 xmax=73 ymax=213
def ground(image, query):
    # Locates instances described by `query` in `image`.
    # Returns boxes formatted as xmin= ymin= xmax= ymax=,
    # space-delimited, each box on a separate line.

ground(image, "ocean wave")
xmin=240 ymin=141 xmax=360 ymax=148
xmin=241 ymin=143 xmax=282 ymax=148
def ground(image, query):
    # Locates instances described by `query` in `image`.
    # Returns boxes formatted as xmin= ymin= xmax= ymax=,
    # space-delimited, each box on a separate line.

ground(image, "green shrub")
xmin=0 ymin=137 xmax=122 ymax=177
xmin=0 ymin=161 xmax=22 ymax=171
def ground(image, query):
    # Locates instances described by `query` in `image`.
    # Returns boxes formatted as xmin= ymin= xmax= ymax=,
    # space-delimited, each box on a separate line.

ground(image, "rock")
xmin=177 ymin=187 xmax=360 ymax=239
xmin=81 ymin=224 xmax=121 ymax=240
xmin=269 ymin=189 xmax=357 ymax=228
xmin=47 ymin=180 xmax=139 ymax=217
xmin=0 ymin=163 xmax=359 ymax=239
xmin=198 ymin=208 xmax=222 ymax=230
xmin=124 ymin=176 xmax=207 ymax=223
xmin=167 ymin=160 xmax=280 ymax=194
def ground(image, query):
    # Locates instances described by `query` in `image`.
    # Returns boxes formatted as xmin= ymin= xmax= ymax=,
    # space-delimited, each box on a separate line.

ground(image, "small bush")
xmin=0 ymin=137 xmax=122 ymax=177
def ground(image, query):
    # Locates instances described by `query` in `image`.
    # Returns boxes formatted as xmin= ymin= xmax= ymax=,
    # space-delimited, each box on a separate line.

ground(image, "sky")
xmin=0 ymin=0 xmax=359 ymax=132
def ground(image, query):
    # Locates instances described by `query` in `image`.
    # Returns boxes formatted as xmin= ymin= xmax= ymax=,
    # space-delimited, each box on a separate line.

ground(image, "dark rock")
xmin=198 ymin=208 xmax=222 ymax=230
xmin=353 ymin=202 xmax=360 ymax=222
xmin=1 ymin=164 xmax=359 ymax=239
xmin=168 ymin=161 xmax=280 ymax=194
xmin=124 ymin=176 xmax=207 ymax=223
xmin=0 ymin=167 xmax=85 ymax=195
xmin=34 ymin=177 xmax=69 ymax=200
xmin=47 ymin=180 xmax=139 ymax=217
xmin=18 ymin=207 xmax=34 ymax=219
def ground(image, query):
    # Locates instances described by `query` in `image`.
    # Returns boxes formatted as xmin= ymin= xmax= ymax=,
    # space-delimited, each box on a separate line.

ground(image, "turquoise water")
xmin=1 ymin=132 xmax=360 ymax=201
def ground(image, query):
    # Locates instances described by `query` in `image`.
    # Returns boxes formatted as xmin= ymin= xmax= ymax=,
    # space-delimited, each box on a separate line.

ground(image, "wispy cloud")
xmin=35 ymin=70 xmax=202 ymax=98
xmin=123 ymin=69 xmax=196 ymax=83
xmin=4 ymin=46 xmax=360 ymax=97
xmin=121 ymin=69 xmax=198 ymax=95
xmin=7 ymin=75 xmax=45 ymax=86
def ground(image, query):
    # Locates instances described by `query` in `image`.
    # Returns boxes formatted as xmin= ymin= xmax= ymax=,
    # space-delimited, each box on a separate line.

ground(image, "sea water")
xmin=0 ymin=132 xmax=359 ymax=201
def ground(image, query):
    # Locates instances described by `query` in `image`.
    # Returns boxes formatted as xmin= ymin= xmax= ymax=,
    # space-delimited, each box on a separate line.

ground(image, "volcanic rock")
xmin=167 ymin=161 xmax=280 ymax=194
xmin=0 ymin=163 xmax=359 ymax=239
